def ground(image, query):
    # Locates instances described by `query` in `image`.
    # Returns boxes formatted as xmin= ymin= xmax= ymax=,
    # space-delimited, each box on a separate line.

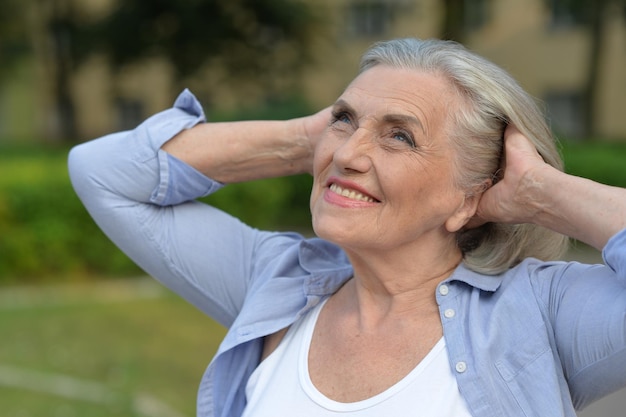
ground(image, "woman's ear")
xmin=445 ymin=180 xmax=492 ymax=233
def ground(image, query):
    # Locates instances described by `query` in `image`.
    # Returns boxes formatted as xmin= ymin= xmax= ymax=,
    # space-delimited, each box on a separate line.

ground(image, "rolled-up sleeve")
xmin=537 ymin=228 xmax=626 ymax=409
xmin=68 ymin=90 xmax=275 ymax=327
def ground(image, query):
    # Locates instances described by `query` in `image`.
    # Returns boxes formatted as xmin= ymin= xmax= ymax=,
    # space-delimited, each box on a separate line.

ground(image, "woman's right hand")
xmin=295 ymin=106 xmax=332 ymax=174
xmin=162 ymin=105 xmax=333 ymax=183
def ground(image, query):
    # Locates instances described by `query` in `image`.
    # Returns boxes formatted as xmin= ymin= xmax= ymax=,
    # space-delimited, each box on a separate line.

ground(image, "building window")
xmin=347 ymin=1 xmax=394 ymax=37
xmin=464 ymin=0 xmax=489 ymax=32
xmin=115 ymin=98 xmax=144 ymax=131
xmin=544 ymin=91 xmax=586 ymax=138
xmin=549 ymin=0 xmax=589 ymax=28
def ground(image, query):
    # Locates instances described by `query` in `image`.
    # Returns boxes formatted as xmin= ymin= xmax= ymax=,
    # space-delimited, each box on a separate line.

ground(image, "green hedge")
xmin=0 ymin=146 xmax=140 ymax=283
xmin=1 ymin=139 xmax=625 ymax=283
xmin=560 ymin=141 xmax=626 ymax=187
xmin=0 ymin=144 xmax=314 ymax=284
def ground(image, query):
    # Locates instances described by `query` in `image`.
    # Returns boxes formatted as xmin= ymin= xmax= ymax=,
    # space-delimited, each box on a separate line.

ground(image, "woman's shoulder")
xmin=455 ymin=255 xmax=607 ymax=297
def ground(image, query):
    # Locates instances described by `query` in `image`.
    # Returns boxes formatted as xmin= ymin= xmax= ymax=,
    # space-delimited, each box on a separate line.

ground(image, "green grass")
xmin=0 ymin=279 xmax=226 ymax=417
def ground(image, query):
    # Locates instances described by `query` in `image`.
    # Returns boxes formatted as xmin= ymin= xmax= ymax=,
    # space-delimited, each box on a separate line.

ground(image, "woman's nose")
xmin=332 ymin=128 xmax=374 ymax=173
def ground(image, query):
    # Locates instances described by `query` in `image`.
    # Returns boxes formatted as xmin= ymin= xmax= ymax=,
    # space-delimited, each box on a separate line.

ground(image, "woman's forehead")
xmin=339 ymin=66 xmax=459 ymax=125
xmin=347 ymin=66 xmax=452 ymax=99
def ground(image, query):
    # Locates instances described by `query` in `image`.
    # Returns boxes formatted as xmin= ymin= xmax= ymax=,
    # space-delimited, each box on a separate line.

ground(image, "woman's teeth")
xmin=329 ymin=183 xmax=375 ymax=203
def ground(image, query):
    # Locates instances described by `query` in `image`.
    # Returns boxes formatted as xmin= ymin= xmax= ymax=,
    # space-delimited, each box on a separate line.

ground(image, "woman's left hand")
xmin=470 ymin=125 xmax=626 ymax=250
xmin=470 ymin=124 xmax=551 ymax=226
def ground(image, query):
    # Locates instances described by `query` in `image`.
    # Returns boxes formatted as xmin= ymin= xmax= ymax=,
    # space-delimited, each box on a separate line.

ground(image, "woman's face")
xmin=310 ymin=66 xmax=475 ymax=254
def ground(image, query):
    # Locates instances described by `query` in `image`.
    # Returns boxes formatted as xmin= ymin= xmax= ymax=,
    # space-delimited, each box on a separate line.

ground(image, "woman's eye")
xmin=392 ymin=131 xmax=416 ymax=147
xmin=331 ymin=111 xmax=351 ymax=124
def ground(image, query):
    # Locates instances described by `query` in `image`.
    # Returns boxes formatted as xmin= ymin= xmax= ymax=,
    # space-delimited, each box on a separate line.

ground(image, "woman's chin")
xmin=312 ymin=218 xmax=360 ymax=248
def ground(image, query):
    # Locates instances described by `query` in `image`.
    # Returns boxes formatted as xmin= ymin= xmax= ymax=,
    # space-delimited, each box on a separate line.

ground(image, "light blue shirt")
xmin=69 ymin=90 xmax=626 ymax=417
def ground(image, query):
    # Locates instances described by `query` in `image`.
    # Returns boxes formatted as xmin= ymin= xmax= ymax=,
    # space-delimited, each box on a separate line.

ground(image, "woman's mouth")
xmin=328 ymin=183 xmax=378 ymax=203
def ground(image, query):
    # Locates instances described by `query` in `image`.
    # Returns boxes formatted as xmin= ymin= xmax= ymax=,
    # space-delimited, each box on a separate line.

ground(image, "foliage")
xmin=0 ymin=146 xmax=143 ymax=283
xmin=0 ymin=0 xmax=29 ymax=81
xmin=210 ymin=93 xmax=315 ymax=122
xmin=0 ymin=0 xmax=323 ymax=141
xmin=199 ymin=174 xmax=313 ymax=232
xmin=0 ymin=143 xmax=313 ymax=284
xmin=560 ymin=140 xmax=626 ymax=187
xmin=440 ymin=0 xmax=467 ymax=42
xmin=91 ymin=0 xmax=320 ymax=82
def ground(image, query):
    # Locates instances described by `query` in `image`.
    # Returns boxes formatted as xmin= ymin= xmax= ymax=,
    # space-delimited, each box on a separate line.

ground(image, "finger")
xmin=504 ymin=123 xmax=520 ymax=138
xmin=504 ymin=124 xmax=543 ymax=159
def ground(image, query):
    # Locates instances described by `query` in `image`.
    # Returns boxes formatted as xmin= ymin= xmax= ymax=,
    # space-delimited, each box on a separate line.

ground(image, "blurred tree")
xmin=440 ymin=0 xmax=490 ymax=43
xmin=0 ymin=0 xmax=29 ymax=80
xmin=92 ymin=0 xmax=318 ymax=83
xmin=548 ymin=0 xmax=626 ymax=138
xmin=22 ymin=0 xmax=112 ymax=142
xmin=35 ymin=0 xmax=84 ymax=141
xmin=441 ymin=0 xmax=466 ymax=42
xmin=3 ymin=0 xmax=320 ymax=142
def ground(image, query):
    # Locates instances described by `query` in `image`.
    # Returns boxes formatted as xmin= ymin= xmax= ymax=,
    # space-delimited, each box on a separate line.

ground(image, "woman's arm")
xmin=480 ymin=126 xmax=626 ymax=405
xmin=161 ymin=104 xmax=331 ymax=183
xmin=68 ymin=90 xmax=329 ymax=326
xmin=473 ymin=125 xmax=626 ymax=250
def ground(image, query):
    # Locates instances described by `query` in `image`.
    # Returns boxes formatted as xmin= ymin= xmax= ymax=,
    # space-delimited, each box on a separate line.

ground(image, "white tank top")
xmin=242 ymin=299 xmax=472 ymax=416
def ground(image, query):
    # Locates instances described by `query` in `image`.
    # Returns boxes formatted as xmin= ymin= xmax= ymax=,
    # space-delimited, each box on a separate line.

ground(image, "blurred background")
xmin=0 ymin=0 xmax=625 ymax=416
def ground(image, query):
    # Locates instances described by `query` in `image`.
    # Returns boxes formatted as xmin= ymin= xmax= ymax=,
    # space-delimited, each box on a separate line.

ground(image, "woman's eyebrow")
xmin=332 ymin=99 xmax=424 ymax=133
xmin=332 ymin=99 xmax=355 ymax=113
xmin=383 ymin=114 xmax=424 ymax=133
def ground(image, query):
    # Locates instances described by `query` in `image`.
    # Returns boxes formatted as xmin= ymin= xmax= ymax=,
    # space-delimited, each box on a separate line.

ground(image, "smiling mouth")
xmin=329 ymin=183 xmax=378 ymax=203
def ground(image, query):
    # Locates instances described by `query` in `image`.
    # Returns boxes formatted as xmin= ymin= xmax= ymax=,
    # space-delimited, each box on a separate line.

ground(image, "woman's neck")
xmin=337 ymin=239 xmax=463 ymax=326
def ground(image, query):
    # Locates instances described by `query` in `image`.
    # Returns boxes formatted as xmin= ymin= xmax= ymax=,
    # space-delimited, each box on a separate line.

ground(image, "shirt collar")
xmin=300 ymin=238 xmax=503 ymax=293
xmin=446 ymin=262 xmax=503 ymax=292
xmin=299 ymin=238 xmax=354 ymax=296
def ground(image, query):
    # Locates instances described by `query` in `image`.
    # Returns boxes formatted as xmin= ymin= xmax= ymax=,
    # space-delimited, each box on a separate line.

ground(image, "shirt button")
xmin=439 ymin=285 xmax=449 ymax=296
xmin=455 ymin=361 xmax=467 ymax=373
xmin=444 ymin=308 xmax=456 ymax=318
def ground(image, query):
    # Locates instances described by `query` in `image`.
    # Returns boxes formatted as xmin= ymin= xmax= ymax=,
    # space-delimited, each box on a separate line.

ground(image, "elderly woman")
xmin=69 ymin=38 xmax=626 ymax=417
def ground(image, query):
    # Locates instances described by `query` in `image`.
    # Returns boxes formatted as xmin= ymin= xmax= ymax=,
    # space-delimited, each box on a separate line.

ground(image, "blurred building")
xmin=1 ymin=0 xmax=625 ymax=142
xmin=295 ymin=0 xmax=626 ymax=141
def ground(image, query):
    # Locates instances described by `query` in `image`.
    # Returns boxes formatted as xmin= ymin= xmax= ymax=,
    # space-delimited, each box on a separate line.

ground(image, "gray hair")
xmin=360 ymin=38 xmax=568 ymax=274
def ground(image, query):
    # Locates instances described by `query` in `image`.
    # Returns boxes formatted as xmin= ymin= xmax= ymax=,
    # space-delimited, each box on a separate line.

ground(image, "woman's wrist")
xmin=515 ymin=164 xmax=563 ymax=225
xmin=282 ymin=117 xmax=316 ymax=175
xmin=521 ymin=165 xmax=626 ymax=249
